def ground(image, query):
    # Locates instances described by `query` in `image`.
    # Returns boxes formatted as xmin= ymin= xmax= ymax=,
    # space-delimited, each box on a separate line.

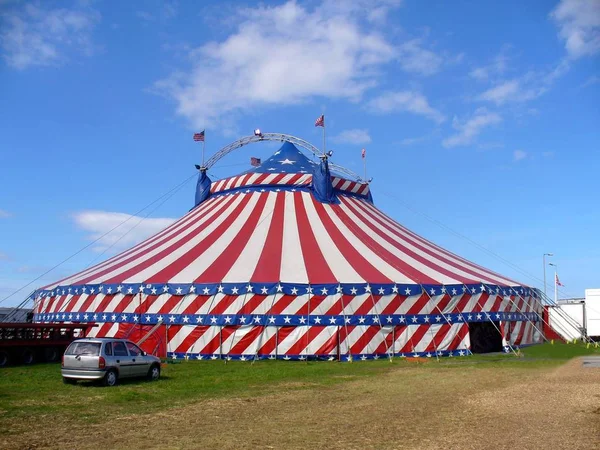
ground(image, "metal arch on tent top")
xmin=202 ymin=132 xmax=363 ymax=182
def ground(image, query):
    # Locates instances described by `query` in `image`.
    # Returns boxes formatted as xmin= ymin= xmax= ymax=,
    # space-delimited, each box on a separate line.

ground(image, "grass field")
xmin=1 ymin=343 xmax=599 ymax=449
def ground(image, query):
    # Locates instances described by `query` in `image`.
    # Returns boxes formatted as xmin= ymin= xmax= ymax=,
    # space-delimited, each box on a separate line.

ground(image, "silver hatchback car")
xmin=61 ymin=338 xmax=161 ymax=386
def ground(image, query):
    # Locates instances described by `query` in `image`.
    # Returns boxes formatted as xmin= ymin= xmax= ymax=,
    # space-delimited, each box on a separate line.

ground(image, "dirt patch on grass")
xmin=3 ymin=359 xmax=599 ymax=450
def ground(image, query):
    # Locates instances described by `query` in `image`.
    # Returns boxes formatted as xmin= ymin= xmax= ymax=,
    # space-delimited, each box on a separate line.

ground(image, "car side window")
xmin=126 ymin=342 xmax=142 ymax=356
xmin=113 ymin=341 xmax=128 ymax=356
xmin=104 ymin=342 xmax=113 ymax=356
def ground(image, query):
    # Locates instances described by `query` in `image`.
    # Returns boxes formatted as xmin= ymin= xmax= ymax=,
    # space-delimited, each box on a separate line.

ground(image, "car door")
xmin=126 ymin=341 xmax=149 ymax=377
xmin=112 ymin=341 xmax=132 ymax=377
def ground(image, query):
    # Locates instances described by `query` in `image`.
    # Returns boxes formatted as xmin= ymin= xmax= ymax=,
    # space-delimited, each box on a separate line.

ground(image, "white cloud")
xmin=0 ymin=209 xmax=11 ymax=218
xmin=398 ymin=135 xmax=428 ymax=146
xmin=442 ymin=108 xmax=502 ymax=148
xmin=367 ymin=90 xmax=446 ymax=123
xmin=154 ymin=1 xmax=400 ymax=130
xmin=477 ymin=60 xmax=570 ymax=105
xmin=136 ymin=1 xmax=178 ymax=22
xmin=397 ymin=39 xmax=443 ymax=75
xmin=582 ymin=74 xmax=600 ymax=87
xmin=551 ymin=0 xmax=600 ymax=59
xmin=331 ymin=129 xmax=372 ymax=145
xmin=72 ymin=210 xmax=176 ymax=253
xmin=513 ymin=150 xmax=527 ymax=162
xmin=478 ymin=80 xmax=522 ymax=105
xmin=0 ymin=3 xmax=100 ymax=69
xmin=469 ymin=50 xmax=509 ymax=81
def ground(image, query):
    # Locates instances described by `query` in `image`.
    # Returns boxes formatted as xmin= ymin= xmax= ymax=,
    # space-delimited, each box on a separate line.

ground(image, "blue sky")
xmin=0 ymin=0 xmax=598 ymax=306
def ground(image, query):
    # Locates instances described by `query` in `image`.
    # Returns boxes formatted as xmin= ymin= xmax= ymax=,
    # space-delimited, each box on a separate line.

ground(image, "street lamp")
xmin=543 ymin=253 xmax=553 ymax=299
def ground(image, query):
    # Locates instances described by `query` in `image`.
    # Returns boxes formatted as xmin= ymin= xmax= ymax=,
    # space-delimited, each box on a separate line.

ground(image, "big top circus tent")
xmin=32 ymin=133 xmax=543 ymax=360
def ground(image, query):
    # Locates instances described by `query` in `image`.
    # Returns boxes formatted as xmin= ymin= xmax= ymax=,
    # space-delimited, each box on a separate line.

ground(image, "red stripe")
xmin=313 ymin=329 xmax=338 ymax=355
xmin=250 ymin=192 xmax=285 ymax=282
xmin=268 ymin=295 xmax=297 ymax=314
xmin=208 ymin=295 xmax=236 ymax=315
xmin=340 ymin=198 xmax=482 ymax=284
xmin=380 ymin=295 xmax=404 ymax=315
xmin=174 ymin=326 xmax=209 ymax=353
xmin=406 ymin=292 xmax=431 ymax=315
xmin=425 ymin=324 xmax=452 ymax=351
xmin=312 ymin=201 xmax=394 ymax=283
xmin=142 ymin=194 xmax=252 ymax=283
xmin=294 ymin=193 xmax=336 ymax=283
xmin=197 ymin=193 xmax=270 ymax=282
xmin=448 ymin=324 xmax=468 ymax=350
xmin=75 ymin=196 xmax=231 ymax=285
xmin=49 ymin=198 xmax=218 ymax=287
xmin=345 ymin=198 xmax=509 ymax=285
xmin=257 ymin=328 xmax=278 ymax=355
xmin=181 ymin=295 xmax=212 ymax=314
xmin=228 ymin=326 xmax=263 ymax=354
xmin=350 ymin=326 xmax=379 ymax=353
xmin=157 ymin=295 xmax=180 ymax=314
xmin=283 ymin=326 xmax=320 ymax=355
xmin=79 ymin=294 xmax=99 ymax=312
xmin=374 ymin=329 xmax=394 ymax=354
xmin=238 ymin=294 xmax=266 ymax=315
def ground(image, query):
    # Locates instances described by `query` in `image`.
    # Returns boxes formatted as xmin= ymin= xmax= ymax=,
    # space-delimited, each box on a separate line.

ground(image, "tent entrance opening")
xmin=469 ymin=321 xmax=502 ymax=353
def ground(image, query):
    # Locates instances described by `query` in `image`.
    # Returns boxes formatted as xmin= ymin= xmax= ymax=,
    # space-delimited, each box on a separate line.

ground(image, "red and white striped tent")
xmin=33 ymin=139 xmax=543 ymax=360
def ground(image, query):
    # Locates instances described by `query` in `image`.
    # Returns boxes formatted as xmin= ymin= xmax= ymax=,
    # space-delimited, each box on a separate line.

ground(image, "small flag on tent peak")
xmin=193 ymin=131 xmax=205 ymax=142
xmin=250 ymin=157 xmax=261 ymax=167
xmin=555 ymin=273 xmax=564 ymax=287
xmin=361 ymin=148 xmax=366 ymax=159
xmin=315 ymin=114 xmax=324 ymax=127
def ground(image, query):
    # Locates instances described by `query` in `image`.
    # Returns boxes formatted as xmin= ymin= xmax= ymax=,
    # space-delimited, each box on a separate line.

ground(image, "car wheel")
xmin=147 ymin=364 xmax=160 ymax=381
xmin=103 ymin=369 xmax=118 ymax=387
xmin=0 ymin=351 xmax=9 ymax=367
xmin=63 ymin=377 xmax=77 ymax=385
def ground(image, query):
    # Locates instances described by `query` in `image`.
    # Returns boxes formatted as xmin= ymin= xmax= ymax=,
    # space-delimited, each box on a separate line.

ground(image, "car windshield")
xmin=65 ymin=342 xmax=101 ymax=356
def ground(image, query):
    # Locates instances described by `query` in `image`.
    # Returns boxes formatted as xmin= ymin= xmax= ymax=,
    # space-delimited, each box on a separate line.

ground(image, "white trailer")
xmin=586 ymin=289 xmax=600 ymax=338
xmin=547 ymin=289 xmax=600 ymax=341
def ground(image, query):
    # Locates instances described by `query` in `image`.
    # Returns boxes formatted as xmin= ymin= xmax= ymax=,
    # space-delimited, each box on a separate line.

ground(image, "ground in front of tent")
xmin=1 ymin=343 xmax=599 ymax=450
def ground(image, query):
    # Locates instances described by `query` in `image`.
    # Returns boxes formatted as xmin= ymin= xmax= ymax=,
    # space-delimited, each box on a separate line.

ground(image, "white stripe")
xmin=322 ymin=202 xmax=416 ymax=283
xmin=279 ymin=193 xmax=309 ymax=283
xmin=114 ymin=194 xmax=247 ymax=283
xmin=170 ymin=194 xmax=263 ymax=283
xmin=353 ymin=199 xmax=516 ymax=285
xmin=223 ymin=192 xmax=277 ymax=283
xmin=56 ymin=197 xmax=225 ymax=287
xmin=301 ymin=192 xmax=364 ymax=283
xmin=343 ymin=198 xmax=509 ymax=285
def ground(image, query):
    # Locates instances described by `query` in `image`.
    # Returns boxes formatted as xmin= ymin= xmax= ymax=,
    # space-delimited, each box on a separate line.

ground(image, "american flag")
xmin=361 ymin=148 xmax=366 ymax=159
xmin=555 ymin=273 xmax=564 ymax=287
xmin=315 ymin=114 xmax=324 ymax=127
xmin=250 ymin=157 xmax=261 ymax=167
xmin=193 ymin=131 xmax=205 ymax=142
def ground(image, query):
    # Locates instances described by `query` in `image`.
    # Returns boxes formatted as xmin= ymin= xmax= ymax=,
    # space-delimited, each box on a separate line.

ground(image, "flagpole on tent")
xmin=202 ymin=139 xmax=205 ymax=168
xmin=323 ymin=120 xmax=326 ymax=155
xmin=362 ymin=149 xmax=367 ymax=182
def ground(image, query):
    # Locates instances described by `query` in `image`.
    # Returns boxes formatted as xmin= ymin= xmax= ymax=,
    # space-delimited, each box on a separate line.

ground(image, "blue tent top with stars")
xmin=244 ymin=141 xmax=317 ymax=175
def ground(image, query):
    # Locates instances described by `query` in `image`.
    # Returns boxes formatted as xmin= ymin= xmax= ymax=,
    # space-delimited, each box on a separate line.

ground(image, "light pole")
xmin=549 ymin=262 xmax=558 ymax=304
xmin=543 ymin=253 xmax=553 ymax=300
